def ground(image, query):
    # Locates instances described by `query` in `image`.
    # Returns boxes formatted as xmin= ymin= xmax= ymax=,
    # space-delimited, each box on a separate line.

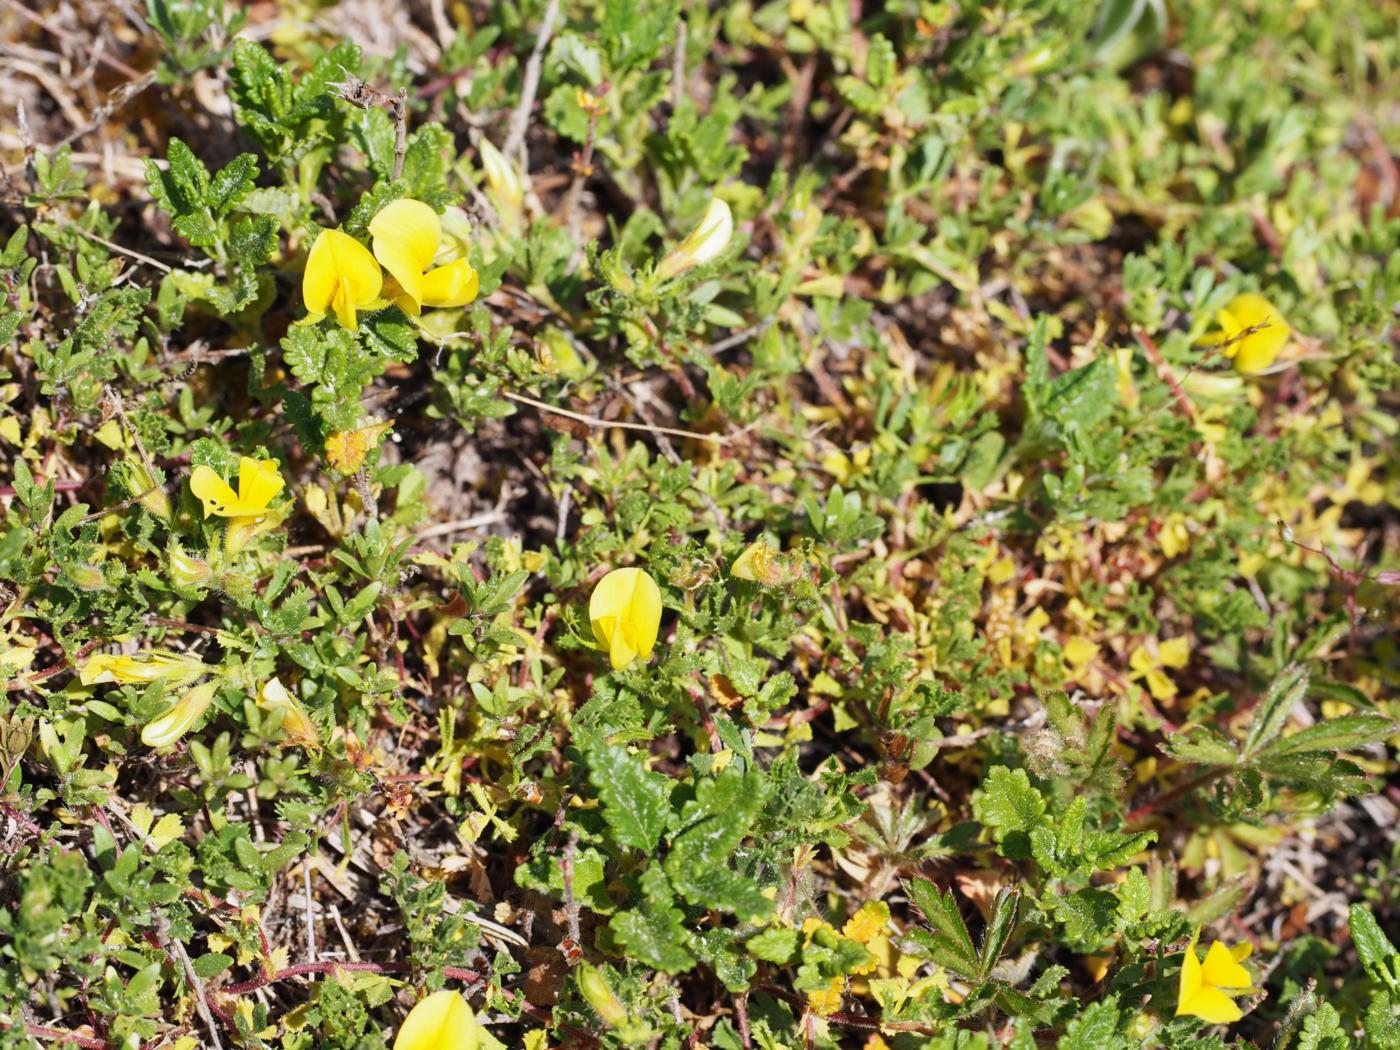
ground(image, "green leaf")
xmin=663 ymin=767 xmax=771 ymax=919
xmin=1242 ymin=663 xmax=1308 ymax=760
xmin=609 ymin=867 xmax=695 ymax=973
xmin=192 ymin=952 xmax=233 ymax=979
xmin=1260 ymin=715 xmax=1395 ymax=758
xmin=1057 ymin=996 xmax=1125 ymax=1050
xmin=745 ymin=926 xmax=799 ymax=964
xmin=1296 ymin=1002 xmax=1349 ymax=1050
xmin=905 ymin=878 xmax=979 ymax=978
xmin=979 ymin=888 xmax=1019 ymax=980
xmin=1351 ymin=904 xmax=1400 ymax=993
xmin=975 ymin=766 xmax=1047 ymax=858
xmin=586 ymin=741 xmax=672 ymax=853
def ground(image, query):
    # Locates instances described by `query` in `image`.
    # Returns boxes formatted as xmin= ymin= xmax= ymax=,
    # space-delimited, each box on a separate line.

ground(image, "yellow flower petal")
xmin=79 ymin=651 xmax=208 ymax=687
xmin=1179 ymin=985 xmax=1244 ymax=1024
xmin=656 ymin=196 xmax=734 ymax=280
xmin=393 ymin=989 xmax=478 ymax=1050
xmin=420 ymin=258 xmax=480 ymax=309
xmin=190 ymin=459 xmax=284 ymax=518
xmin=303 ymin=229 xmax=382 ymax=331
xmin=1210 ymin=293 xmax=1290 ymax=375
xmin=1200 ymin=940 xmax=1251 ymax=989
xmin=588 ymin=568 xmax=663 ymax=671
xmin=1159 ymin=636 xmax=1190 ymax=669
xmin=370 ymin=199 xmax=442 ymax=313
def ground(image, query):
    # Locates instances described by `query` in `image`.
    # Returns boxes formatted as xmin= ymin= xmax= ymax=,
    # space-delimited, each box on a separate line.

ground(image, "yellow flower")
xmin=393 ymin=989 xmax=478 ymax=1050
xmin=79 ymin=651 xmax=209 ymax=688
xmin=369 ymin=199 xmax=479 ymax=316
xmin=589 ymin=568 xmax=662 ymax=671
xmin=1176 ymin=936 xmax=1254 ymax=1024
xmin=1062 ymin=636 xmax=1100 ymax=678
xmin=1158 ymin=514 xmax=1190 ymax=559
xmin=1128 ymin=637 xmax=1190 ymax=701
xmin=656 ymin=196 xmax=733 ymax=280
xmin=190 ymin=457 xmax=285 ymax=520
xmin=142 ymin=681 xmax=218 ymax=748
xmin=258 ymin=677 xmax=320 ymax=749
xmin=1207 ymin=292 xmax=1290 ymax=375
xmin=302 ymin=228 xmax=383 ymax=330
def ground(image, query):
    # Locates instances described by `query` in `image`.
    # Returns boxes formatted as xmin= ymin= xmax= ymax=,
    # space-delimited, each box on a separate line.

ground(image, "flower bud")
xmin=169 ymin=547 xmax=212 ymax=591
xmin=478 ymin=139 xmax=525 ymax=231
xmin=141 ymin=681 xmax=217 ymax=748
xmin=258 ymin=677 xmax=320 ymax=749
xmin=576 ymin=964 xmax=629 ymax=1029
xmin=656 ymin=197 xmax=733 ymax=280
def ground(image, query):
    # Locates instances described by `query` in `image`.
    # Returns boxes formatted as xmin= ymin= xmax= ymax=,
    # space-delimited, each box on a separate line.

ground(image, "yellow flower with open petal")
xmin=79 ymin=651 xmax=209 ymax=688
xmin=190 ymin=457 xmax=285 ymax=519
xmin=190 ymin=457 xmax=287 ymax=553
xmin=369 ymin=199 xmax=479 ymax=316
xmin=394 ymin=989 xmax=478 ymax=1050
xmin=1129 ymin=637 xmax=1190 ymax=701
xmin=142 ymin=681 xmax=218 ymax=748
xmin=302 ymin=228 xmax=383 ymax=331
xmin=589 ymin=567 xmax=662 ymax=671
xmin=1207 ymin=292 xmax=1290 ymax=375
xmin=1176 ymin=935 xmax=1255 ymax=1023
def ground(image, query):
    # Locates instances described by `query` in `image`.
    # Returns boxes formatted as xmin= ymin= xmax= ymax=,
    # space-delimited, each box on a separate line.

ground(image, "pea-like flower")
xmin=142 ymin=681 xmax=218 ymax=749
xmin=1128 ymin=636 xmax=1189 ymax=701
xmin=1176 ymin=935 xmax=1255 ymax=1023
xmin=190 ymin=457 xmax=287 ymax=553
xmin=393 ymin=989 xmax=478 ymax=1050
xmin=302 ymin=228 xmax=383 ymax=331
xmin=656 ymin=196 xmax=733 ymax=281
xmin=190 ymin=457 xmax=284 ymax=520
xmin=258 ymin=677 xmax=320 ymax=750
xmin=369 ymin=199 xmax=479 ymax=316
xmin=589 ymin=567 xmax=662 ymax=671
xmin=1208 ymin=292 xmax=1290 ymax=375
xmin=79 ymin=651 xmax=209 ymax=688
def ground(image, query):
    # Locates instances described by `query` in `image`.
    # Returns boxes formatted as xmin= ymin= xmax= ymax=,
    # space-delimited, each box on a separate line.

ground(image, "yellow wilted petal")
xmin=420 ymin=258 xmax=480 ymax=309
xmin=142 ymin=681 xmax=218 ymax=748
xmin=842 ymin=901 xmax=891 ymax=944
xmin=303 ymin=229 xmax=382 ymax=331
xmin=326 ymin=421 xmax=393 ymax=475
xmin=370 ymin=199 xmax=442 ymax=313
xmin=588 ymin=568 xmax=663 ymax=671
xmin=393 ymin=989 xmax=478 ymax=1050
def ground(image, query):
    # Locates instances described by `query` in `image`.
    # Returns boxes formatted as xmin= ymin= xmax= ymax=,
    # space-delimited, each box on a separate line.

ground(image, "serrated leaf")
xmin=979 ymin=888 xmax=1019 ymax=980
xmin=663 ymin=767 xmax=770 ymax=919
xmin=745 ymin=926 xmax=799 ymax=964
xmin=1261 ymin=715 xmax=1395 ymax=758
xmin=610 ymin=866 xmax=695 ymax=973
xmin=1242 ymin=663 xmax=1308 ymax=760
xmin=1057 ymin=996 xmax=1125 ymax=1050
xmin=1351 ymin=904 xmax=1400 ymax=993
xmin=586 ymin=741 xmax=672 ymax=853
